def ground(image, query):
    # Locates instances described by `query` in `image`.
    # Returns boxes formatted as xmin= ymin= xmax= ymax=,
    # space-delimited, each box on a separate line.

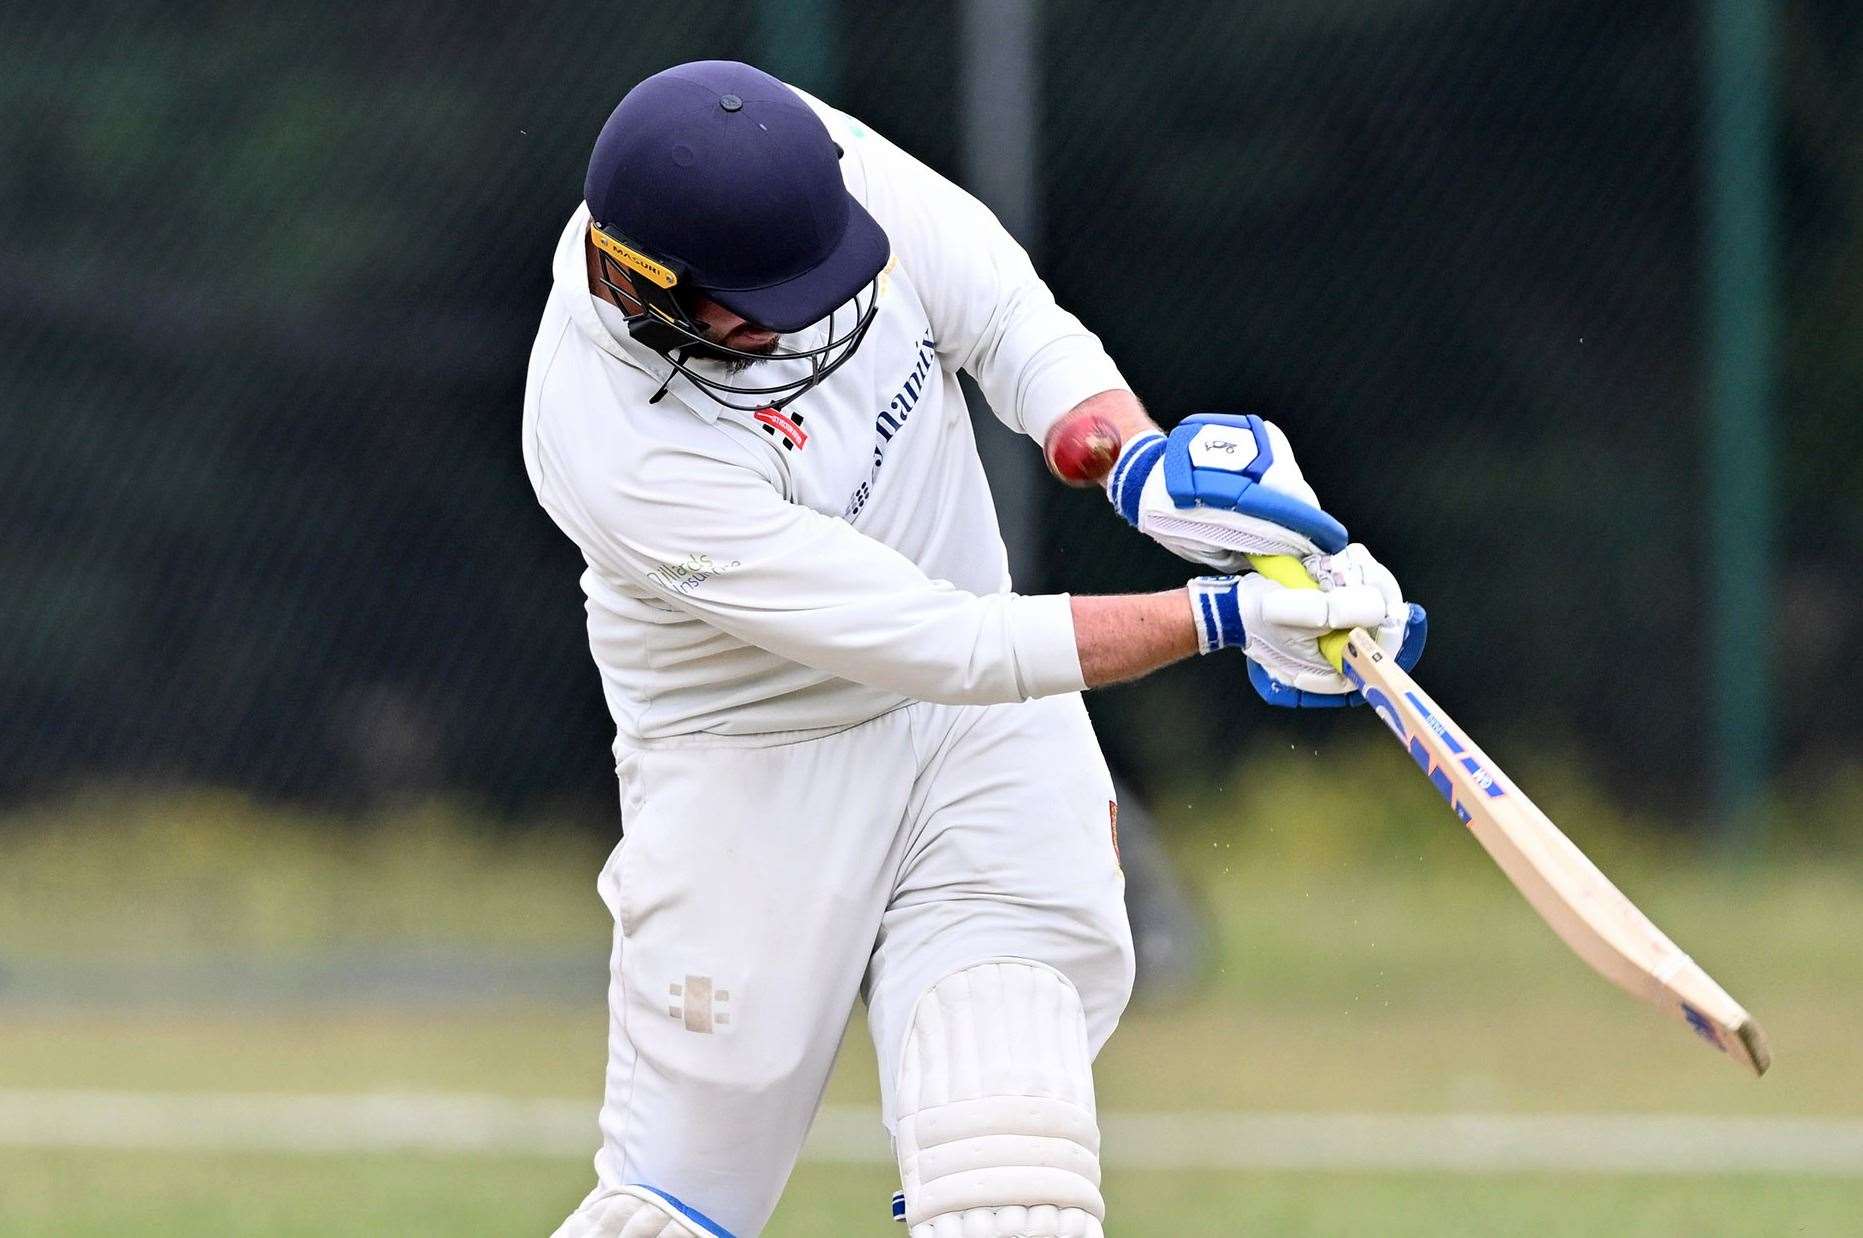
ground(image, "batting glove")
xmin=1189 ymin=543 xmax=1428 ymax=708
xmin=1108 ymin=413 xmax=1348 ymax=573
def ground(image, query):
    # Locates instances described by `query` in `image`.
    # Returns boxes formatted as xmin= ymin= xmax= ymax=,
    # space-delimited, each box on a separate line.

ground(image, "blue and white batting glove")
xmin=1109 ymin=413 xmax=1348 ymax=573
xmin=1190 ymin=544 xmax=1428 ymax=708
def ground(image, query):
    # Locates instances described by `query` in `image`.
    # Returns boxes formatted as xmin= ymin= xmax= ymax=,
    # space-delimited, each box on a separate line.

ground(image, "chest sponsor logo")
xmin=844 ymin=325 xmax=936 ymax=520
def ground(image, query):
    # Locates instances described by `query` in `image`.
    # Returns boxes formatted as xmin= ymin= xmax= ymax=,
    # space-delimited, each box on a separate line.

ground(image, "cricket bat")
xmin=1249 ymin=552 xmax=1771 ymax=1076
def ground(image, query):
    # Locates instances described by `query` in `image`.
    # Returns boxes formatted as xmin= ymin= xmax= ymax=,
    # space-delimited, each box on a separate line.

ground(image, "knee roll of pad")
xmin=894 ymin=960 xmax=1105 ymax=1238
xmin=551 ymin=1184 xmax=733 ymax=1238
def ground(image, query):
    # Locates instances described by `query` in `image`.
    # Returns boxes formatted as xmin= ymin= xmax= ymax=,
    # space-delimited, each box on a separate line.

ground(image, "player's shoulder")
xmin=529 ymin=289 xmax=651 ymax=418
xmin=524 ymin=292 xmax=779 ymax=500
xmin=784 ymin=83 xmax=857 ymax=148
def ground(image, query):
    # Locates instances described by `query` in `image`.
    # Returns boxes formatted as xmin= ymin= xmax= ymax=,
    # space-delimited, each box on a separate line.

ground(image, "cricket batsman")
xmin=523 ymin=60 xmax=1425 ymax=1237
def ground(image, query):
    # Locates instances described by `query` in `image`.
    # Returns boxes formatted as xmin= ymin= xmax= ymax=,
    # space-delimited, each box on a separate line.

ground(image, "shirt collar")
xmin=550 ymin=203 xmax=724 ymax=423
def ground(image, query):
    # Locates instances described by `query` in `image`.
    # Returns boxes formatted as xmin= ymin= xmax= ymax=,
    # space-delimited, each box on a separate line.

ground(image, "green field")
xmin=6 ymin=1150 xmax=1860 ymax=1237
xmin=2 ymin=770 xmax=1859 ymax=1234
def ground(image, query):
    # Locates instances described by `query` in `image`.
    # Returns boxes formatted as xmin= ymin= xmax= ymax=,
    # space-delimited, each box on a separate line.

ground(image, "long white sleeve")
xmin=807 ymin=95 xmax=1132 ymax=447
xmin=531 ymin=396 xmax=1083 ymax=710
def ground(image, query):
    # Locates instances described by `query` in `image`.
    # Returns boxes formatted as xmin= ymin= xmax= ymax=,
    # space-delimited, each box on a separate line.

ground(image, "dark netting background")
xmin=2 ymin=1 xmax=1856 ymax=820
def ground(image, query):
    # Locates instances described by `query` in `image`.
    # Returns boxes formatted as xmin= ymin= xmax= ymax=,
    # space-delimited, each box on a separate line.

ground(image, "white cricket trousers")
xmin=567 ymin=692 xmax=1134 ymax=1235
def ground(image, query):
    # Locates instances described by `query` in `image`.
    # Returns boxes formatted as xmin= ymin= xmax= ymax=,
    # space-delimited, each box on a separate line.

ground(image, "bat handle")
xmin=1246 ymin=553 xmax=1350 ymax=672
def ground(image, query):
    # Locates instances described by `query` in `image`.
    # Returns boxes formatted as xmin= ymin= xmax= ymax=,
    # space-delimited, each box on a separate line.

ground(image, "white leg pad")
xmin=551 ymin=1185 xmax=722 ymax=1238
xmin=895 ymin=960 xmax=1105 ymax=1238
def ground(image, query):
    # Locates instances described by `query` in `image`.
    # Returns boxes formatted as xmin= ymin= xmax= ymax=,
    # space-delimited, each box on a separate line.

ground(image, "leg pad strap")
xmin=906 ymin=1095 xmax=1102 ymax=1215
xmin=894 ymin=960 xmax=1106 ymax=1237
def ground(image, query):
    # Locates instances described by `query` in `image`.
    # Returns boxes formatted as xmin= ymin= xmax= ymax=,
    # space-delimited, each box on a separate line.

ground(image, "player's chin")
xmin=714 ymin=336 xmax=780 ymax=375
xmin=731 ymin=332 xmax=781 ymax=355
xmin=681 ymin=335 xmax=781 ymax=373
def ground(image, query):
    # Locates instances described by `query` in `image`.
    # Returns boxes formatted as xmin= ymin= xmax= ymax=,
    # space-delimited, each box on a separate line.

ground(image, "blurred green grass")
xmin=1 ymin=741 xmax=1859 ymax=1233
xmin=3 ymin=1151 xmax=1859 ymax=1237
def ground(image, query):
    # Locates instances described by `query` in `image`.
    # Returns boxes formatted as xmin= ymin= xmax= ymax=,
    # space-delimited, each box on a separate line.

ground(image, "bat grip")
xmin=1246 ymin=553 xmax=1350 ymax=672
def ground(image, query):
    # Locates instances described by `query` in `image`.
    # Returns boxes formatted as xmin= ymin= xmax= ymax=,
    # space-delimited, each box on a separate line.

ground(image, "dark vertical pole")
xmin=961 ymin=0 xmax=1047 ymax=588
xmin=752 ymin=0 xmax=841 ymax=98
xmin=1701 ymin=0 xmax=1779 ymax=851
xmin=961 ymin=0 xmax=1041 ymax=244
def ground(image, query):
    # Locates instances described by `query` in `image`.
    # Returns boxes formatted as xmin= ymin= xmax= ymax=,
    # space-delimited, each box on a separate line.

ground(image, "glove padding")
xmin=1189 ymin=544 xmax=1428 ymax=708
xmin=1110 ymin=414 xmax=1348 ymax=571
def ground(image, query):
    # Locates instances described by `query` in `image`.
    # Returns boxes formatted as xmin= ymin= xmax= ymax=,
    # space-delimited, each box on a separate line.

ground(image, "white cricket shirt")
xmin=521 ymin=89 xmax=1130 ymax=749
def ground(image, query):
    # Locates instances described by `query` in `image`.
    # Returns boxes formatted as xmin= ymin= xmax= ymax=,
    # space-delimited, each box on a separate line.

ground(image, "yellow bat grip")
xmin=1246 ymin=553 xmax=1350 ymax=672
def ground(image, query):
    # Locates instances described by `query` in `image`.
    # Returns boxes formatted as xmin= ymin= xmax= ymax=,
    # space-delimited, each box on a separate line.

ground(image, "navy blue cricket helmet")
xmin=585 ymin=60 xmax=890 ymax=410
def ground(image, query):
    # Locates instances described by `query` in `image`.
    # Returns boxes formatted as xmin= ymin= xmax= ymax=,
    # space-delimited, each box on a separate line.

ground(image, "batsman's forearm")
xmin=1070 ymin=590 xmax=1200 ymax=688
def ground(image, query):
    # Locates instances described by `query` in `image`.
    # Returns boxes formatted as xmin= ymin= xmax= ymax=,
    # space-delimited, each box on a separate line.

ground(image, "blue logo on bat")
xmin=1681 ymin=1003 xmax=1727 ymax=1052
xmin=1344 ymin=661 xmax=1504 ymax=823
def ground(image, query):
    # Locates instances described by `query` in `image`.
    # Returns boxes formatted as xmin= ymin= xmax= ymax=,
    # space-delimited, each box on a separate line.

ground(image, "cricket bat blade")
xmin=1248 ymin=554 xmax=1770 ymax=1075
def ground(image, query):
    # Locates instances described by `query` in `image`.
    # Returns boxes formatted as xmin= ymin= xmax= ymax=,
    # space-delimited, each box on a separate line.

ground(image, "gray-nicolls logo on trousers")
xmin=668 ymin=975 xmax=730 ymax=1032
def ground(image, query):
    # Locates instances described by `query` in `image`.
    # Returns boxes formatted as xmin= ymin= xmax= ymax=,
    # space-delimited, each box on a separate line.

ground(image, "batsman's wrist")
xmin=1187 ymin=576 xmax=1246 ymax=654
xmin=1106 ymin=430 xmax=1165 ymax=525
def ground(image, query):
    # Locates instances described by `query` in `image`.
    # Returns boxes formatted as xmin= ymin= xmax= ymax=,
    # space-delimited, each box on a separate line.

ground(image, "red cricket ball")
xmin=1043 ymin=414 xmax=1123 ymax=487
